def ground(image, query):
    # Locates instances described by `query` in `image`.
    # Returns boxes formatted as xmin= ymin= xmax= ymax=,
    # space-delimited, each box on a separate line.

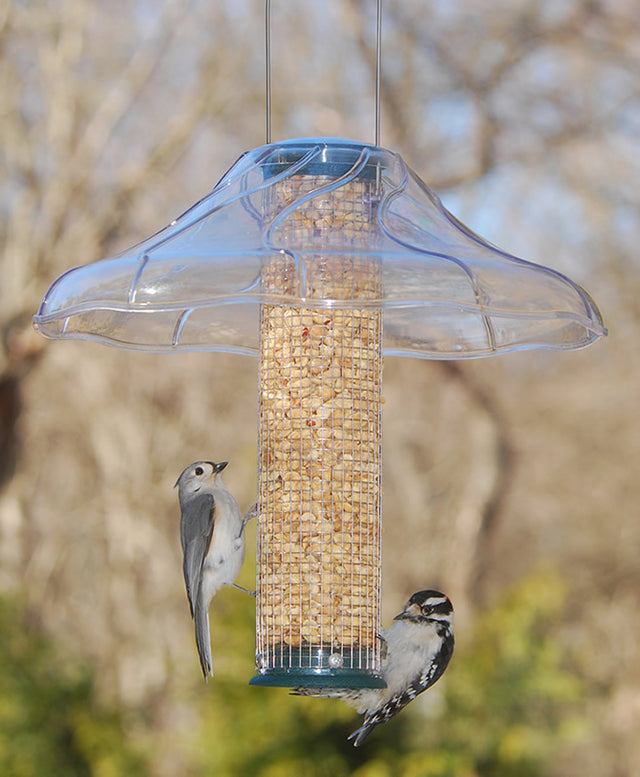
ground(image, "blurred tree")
xmin=1 ymin=1 xmax=639 ymax=776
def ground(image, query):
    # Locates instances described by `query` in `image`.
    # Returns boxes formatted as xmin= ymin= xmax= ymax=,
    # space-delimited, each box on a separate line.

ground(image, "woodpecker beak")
xmin=394 ymin=602 xmax=421 ymax=621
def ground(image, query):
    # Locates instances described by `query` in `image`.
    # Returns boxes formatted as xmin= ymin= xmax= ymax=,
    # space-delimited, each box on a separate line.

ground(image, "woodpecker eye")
xmin=194 ymin=466 xmax=204 ymax=476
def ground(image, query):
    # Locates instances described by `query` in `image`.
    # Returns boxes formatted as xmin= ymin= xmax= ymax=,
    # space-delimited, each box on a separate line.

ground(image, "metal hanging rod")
xmin=265 ymin=0 xmax=272 ymax=144
xmin=264 ymin=0 xmax=383 ymax=146
xmin=374 ymin=0 xmax=382 ymax=146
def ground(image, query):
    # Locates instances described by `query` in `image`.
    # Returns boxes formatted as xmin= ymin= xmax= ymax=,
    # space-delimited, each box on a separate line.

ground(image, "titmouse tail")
xmin=194 ymin=599 xmax=213 ymax=680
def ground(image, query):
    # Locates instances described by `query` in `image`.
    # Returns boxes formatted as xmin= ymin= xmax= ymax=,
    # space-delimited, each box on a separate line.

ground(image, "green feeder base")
xmin=249 ymin=645 xmax=387 ymax=689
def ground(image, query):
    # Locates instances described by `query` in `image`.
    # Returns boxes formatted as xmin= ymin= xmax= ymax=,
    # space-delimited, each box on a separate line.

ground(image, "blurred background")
xmin=1 ymin=0 xmax=638 ymax=775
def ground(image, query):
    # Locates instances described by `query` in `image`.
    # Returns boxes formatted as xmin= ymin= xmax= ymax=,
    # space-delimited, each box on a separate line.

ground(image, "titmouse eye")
xmin=194 ymin=466 xmax=204 ymax=476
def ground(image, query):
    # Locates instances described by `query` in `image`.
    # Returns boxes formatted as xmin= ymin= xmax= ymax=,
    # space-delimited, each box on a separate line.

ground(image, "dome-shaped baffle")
xmin=33 ymin=138 xmax=606 ymax=359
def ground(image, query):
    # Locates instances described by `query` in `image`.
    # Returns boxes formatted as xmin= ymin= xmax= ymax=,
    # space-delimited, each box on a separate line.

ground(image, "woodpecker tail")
xmin=347 ymin=719 xmax=378 ymax=747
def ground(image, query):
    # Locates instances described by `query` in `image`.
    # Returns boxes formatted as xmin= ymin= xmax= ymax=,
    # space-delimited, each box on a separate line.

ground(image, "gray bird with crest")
xmin=176 ymin=460 xmax=255 ymax=679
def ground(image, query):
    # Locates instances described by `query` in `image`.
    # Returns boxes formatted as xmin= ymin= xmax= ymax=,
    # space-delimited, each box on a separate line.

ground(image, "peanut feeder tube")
xmin=256 ymin=154 xmax=384 ymax=685
xmin=34 ymin=138 xmax=606 ymax=688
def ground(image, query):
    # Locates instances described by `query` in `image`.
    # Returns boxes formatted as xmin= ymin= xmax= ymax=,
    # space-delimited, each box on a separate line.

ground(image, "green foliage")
xmin=0 ymin=597 xmax=150 ymax=777
xmin=194 ymin=569 xmax=588 ymax=777
xmin=434 ymin=570 xmax=587 ymax=777
xmin=0 ymin=569 xmax=587 ymax=777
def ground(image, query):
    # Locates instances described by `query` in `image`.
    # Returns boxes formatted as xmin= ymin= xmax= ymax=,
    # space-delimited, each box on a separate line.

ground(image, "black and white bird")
xmin=296 ymin=589 xmax=454 ymax=746
xmin=175 ymin=461 xmax=255 ymax=679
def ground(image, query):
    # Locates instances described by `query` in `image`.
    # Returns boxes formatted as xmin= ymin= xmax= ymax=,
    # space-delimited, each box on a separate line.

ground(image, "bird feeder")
xmin=33 ymin=137 xmax=606 ymax=688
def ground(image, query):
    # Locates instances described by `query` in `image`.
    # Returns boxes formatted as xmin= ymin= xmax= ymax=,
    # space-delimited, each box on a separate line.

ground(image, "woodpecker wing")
xmin=349 ymin=629 xmax=454 ymax=746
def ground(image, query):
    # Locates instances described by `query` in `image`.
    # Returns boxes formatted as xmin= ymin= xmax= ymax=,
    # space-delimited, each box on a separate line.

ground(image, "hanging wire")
xmin=265 ymin=0 xmax=383 ymax=146
xmin=265 ymin=0 xmax=272 ymax=144
xmin=375 ymin=0 xmax=382 ymax=146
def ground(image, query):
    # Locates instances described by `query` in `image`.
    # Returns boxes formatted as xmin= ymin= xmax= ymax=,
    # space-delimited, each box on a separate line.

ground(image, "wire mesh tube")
xmin=253 ymin=171 xmax=385 ymax=688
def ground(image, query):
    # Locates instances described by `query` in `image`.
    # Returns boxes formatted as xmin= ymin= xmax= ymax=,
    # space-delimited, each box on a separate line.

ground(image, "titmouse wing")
xmin=180 ymin=491 xmax=215 ymax=617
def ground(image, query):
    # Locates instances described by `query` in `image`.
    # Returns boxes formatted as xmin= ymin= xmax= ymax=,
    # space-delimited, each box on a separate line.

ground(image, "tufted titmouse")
xmin=175 ymin=460 xmax=255 ymax=679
